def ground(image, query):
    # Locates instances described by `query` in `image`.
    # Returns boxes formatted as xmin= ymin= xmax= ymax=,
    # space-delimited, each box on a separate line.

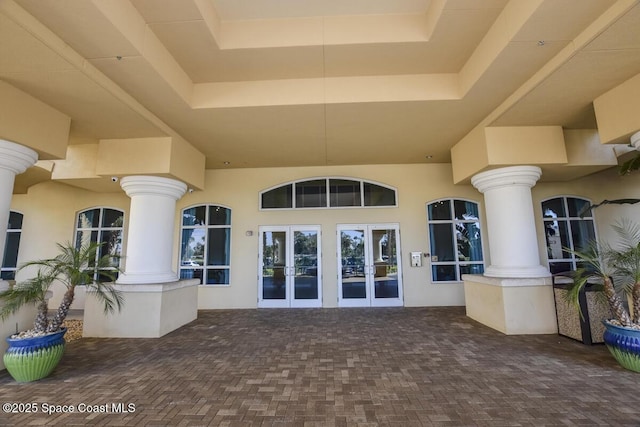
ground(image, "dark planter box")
xmin=553 ymin=274 xmax=611 ymax=345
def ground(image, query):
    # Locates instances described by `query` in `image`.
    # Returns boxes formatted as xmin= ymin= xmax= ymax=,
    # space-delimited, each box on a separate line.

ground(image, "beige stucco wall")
xmin=186 ymin=163 xmax=481 ymax=309
xmin=10 ymin=182 xmax=130 ymax=309
xmin=9 ymin=162 xmax=640 ymax=311
xmin=532 ymin=166 xmax=640 ymax=264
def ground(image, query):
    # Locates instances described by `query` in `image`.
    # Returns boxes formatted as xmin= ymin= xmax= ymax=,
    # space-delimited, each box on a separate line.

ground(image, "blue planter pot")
xmin=3 ymin=328 xmax=67 ymax=382
xmin=602 ymin=321 xmax=640 ymax=373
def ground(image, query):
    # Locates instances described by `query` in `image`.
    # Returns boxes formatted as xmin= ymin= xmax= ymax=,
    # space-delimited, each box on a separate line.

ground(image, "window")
xmin=75 ymin=207 xmax=124 ymax=281
xmin=427 ymin=199 xmax=484 ymax=282
xmin=1 ymin=211 xmax=23 ymax=280
xmin=180 ymin=205 xmax=231 ymax=285
xmin=261 ymin=178 xmax=397 ymax=209
xmin=542 ymin=196 xmax=596 ymax=274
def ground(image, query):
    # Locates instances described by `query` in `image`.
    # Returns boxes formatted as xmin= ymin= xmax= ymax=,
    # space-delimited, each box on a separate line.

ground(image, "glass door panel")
xmin=261 ymin=230 xmax=287 ymax=305
xmin=339 ymin=229 xmax=367 ymax=304
xmin=372 ymin=228 xmax=400 ymax=303
xmin=293 ymin=230 xmax=319 ymax=301
xmin=259 ymin=226 xmax=321 ymax=308
xmin=338 ymin=224 xmax=403 ymax=307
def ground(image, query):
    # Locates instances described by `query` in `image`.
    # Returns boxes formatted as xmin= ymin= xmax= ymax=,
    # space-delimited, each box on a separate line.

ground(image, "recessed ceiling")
xmin=1 ymin=0 xmax=638 ymax=180
xmin=212 ymin=0 xmax=432 ymax=21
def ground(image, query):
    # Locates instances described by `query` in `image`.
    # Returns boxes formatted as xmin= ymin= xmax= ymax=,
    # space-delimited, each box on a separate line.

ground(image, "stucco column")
xmin=0 ymin=140 xmax=38 ymax=290
xmin=471 ymin=165 xmax=549 ymax=278
xmin=116 ymin=176 xmax=187 ymax=284
xmin=630 ymin=131 xmax=640 ymax=151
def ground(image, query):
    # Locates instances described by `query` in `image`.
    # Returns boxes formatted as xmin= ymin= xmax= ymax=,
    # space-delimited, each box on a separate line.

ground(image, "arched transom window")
xmin=260 ymin=178 xmax=397 ymax=209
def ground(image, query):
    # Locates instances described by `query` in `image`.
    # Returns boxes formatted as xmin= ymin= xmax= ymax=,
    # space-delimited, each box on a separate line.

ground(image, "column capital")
xmin=471 ymin=165 xmax=541 ymax=194
xmin=0 ymin=139 xmax=38 ymax=174
xmin=120 ymin=175 xmax=187 ymax=200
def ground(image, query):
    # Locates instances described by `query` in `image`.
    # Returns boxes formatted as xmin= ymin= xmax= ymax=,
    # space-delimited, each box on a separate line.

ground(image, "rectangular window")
xmin=429 ymin=223 xmax=455 ymax=262
xmin=570 ymin=219 xmax=595 ymax=253
xmin=206 ymin=269 xmax=230 ymax=285
xmin=427 ymin=199 xmax=484 ymax=282
xmin=455 ymin=222 xmax=483 ymax=261
xmin=75 ymin=208 xmax=124 ymax=280
xmin=330 ymin=179 xmax=361 ymax=207
xmin=3 ymin=211 xmax=22 ymax=279
xmin=180 ymin=205 xmax=231 ymax=285
xmin=295 ymin=179 xmax=326 ymax=208
xmin=542 ymin=197 xmax=597 ymax=273
xmin=2 ymin=233 xmax=20 ymax=269
xmin=207 ymin=228 xmax=231 ymax=265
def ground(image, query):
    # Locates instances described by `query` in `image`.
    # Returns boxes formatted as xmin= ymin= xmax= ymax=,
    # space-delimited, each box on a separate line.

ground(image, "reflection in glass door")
xmin=338 ymin=224 xmax=403 ymax=307
xmin=259 ymin=226 xmax=321 ymax=308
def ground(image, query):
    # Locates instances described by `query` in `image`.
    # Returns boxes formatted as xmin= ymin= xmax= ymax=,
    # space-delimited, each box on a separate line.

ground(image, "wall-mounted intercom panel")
xmin=410 ymin=252 xmax=422 ymax=267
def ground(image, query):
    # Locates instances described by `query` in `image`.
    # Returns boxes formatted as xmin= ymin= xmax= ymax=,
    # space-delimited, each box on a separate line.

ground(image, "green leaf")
xmin=619 ymin=152 xmax=640 ymax=175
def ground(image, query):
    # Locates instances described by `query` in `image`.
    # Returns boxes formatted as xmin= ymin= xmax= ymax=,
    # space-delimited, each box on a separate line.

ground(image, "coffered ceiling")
xmin=1 ymin=0 xmax=639 ymax=172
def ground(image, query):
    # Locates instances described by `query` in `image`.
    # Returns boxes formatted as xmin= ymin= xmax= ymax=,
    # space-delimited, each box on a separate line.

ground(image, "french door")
xmin=337 ymin=224 xmax=403 ymax=307
xmin=258 ymin=226 xmax=322 ymax=308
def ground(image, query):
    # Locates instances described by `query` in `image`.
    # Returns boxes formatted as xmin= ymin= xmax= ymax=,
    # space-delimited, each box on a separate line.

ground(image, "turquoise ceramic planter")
xmin=3 ymin=328 xmax=67 ymax=382
xmin=602 ymin=321 xmax=640 ymax=373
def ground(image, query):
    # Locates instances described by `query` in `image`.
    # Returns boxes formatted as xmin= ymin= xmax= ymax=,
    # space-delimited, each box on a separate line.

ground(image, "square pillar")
xmin=83 ymin=280 xmax=199 ymax=338
xmin=463 ymin=275 xmax=557 ymax=335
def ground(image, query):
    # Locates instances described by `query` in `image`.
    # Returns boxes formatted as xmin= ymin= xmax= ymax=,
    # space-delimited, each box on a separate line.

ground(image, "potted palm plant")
xmin=567 ymin=219 xmax=640 ymax=372
xmin=0 ymin=241 xmax=123 ymax=382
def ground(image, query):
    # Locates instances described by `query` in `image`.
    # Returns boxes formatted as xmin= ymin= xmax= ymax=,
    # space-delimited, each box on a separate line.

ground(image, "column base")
xmin=83 ymin=279 xmax=199 ymax=338
xmin=484 ymin=265 xmax=550 ymax=278
xmin=462 ymin=274 xmax=557 ymax=335
xmin=116 ymin=271 xmax=179 ymax=285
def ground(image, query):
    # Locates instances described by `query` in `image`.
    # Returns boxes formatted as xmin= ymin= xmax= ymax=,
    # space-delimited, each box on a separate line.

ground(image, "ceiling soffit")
xmin=3 ymin=0 xmax=638 ymax=181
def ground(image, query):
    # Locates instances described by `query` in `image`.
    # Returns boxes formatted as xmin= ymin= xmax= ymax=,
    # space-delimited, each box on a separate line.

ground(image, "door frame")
xmin=337 ymin=223 xmax=403 ymax=307
xmin=258 ymin=225 xmax=322 ymax=308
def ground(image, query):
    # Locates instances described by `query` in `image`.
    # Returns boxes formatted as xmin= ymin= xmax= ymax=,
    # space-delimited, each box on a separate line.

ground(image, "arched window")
xmin=75 ymin=207 xmax=124 ymax=280
xmin=180 ymin=205 xmax=231 ymax=285
xmin=427 ymin=199 xmax=484 ymax=282
xmin=1 ymin=211 xmax=23 ymax=280
xmin=260 ymin=178 xmax=397 ymax=209
xmin=542 ymin=196 xmax=596 ymax=274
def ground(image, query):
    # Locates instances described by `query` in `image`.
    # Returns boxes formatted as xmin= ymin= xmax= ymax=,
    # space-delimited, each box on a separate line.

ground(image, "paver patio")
xmin=0 ymin=307 xmax=639 ymax=426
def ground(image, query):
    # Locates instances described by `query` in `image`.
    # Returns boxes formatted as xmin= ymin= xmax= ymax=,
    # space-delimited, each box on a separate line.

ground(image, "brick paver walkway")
xmin=1 ymin=307 xmax=639 ymax=426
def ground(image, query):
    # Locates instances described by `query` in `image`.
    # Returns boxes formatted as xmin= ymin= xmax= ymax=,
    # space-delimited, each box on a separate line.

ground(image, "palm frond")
xmin=619 ymin=152 xmax=640 ymax=175
xmin=561 ymin=270 xmax=590 ymax=321
xmin=578 ymin=199 xmax=640 ymax=217
xmin=8 ymin=241 xmax=125 ymax=327
xmin=611 ymin=219 xmax=640 ymax=251
xmin=0 ymin=272 xmax=52 ymax=320
xmin=86 ymin=283 xmax=124 ymax=315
